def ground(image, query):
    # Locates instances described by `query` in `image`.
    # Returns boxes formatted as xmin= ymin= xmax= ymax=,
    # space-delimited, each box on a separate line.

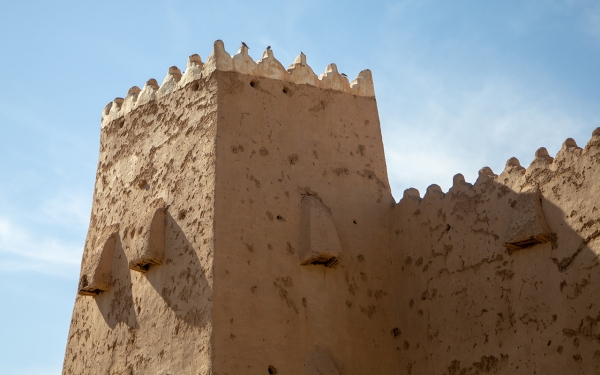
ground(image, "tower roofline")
xmin=101 ymin=40 xmax=375 ymax=128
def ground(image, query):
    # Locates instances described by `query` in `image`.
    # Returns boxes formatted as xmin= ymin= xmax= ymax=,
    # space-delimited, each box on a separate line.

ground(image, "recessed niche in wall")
xmin=128 ymin=200 xmax=167 ymax=272
xmin=299 ymin=195 xmax=342 ymax=268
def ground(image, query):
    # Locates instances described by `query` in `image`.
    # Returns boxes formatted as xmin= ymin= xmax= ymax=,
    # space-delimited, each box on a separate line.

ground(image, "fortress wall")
xmin=63 ymin=39 xmax=600 ymax=375
xmin=391 ymin=135 xmax=600 ymax=374
xmin=64 ymin=74 xmax=219 ymax=374
xmin=210 ymin=70 xmax=397 ymax=374
xmin=64 ymin=40 xmax=395 ymax=374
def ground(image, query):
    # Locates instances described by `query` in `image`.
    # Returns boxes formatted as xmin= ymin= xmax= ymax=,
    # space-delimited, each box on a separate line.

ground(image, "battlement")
xmin=101 ymin=40 xmax=375 ymax=128
xmin=394 ymin=132 xmax=600 ymax=254
xmin=397 ymin=131 xmax=600 ymax=203
xmin=393 ymin=132 xmax=600 ymax=262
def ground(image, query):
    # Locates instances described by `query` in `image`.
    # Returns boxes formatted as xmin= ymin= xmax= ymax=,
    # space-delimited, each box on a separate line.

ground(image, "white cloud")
xmin=37 ymin=191 xmax=90 ymax=229
xmin=0 ymin=184 xmax=92 ymax=277
xmin=379 ymin=70 xmax=598 ymax=199
xmin=0 ymin=215 xmax=82 ymax=277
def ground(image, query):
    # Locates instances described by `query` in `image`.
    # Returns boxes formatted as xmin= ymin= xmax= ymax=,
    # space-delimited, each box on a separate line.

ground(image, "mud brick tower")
xmin=64 ymin=40 xmax=395 ymax=375
xmin=65 ymin=40 xmax=600 ymax=374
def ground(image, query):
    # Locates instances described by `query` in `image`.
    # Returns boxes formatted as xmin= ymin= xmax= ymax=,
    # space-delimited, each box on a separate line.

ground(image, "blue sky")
xmin=1 ymin=1 xmax=599 ymax=373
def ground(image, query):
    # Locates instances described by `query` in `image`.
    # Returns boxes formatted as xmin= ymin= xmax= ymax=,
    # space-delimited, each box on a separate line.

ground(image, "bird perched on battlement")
xmin=267 ymin=45 xmax=271 ymax=50
xmin=341 ymin=73 xmax=348 ymax=78
xmin=241 ymin=41 xmax=249 ymax=49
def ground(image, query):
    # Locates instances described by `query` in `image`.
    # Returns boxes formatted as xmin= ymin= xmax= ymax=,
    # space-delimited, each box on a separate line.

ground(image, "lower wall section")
xmin=391 ymin=145 xmax=600 ymax=374
xmin=63 ymin=214 xmax=213 ymax=375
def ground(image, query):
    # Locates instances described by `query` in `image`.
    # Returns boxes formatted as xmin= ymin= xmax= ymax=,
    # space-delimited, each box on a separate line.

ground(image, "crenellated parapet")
xmin=393 ymin=131 xmax=600 ymax=253
xmin=396 ymin=129 xmax=600 ymax=206
xmin=101 ymin=40 xmax=375 ymax=128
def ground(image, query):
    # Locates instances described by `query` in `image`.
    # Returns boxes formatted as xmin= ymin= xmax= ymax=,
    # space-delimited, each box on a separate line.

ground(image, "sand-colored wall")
xmin=64 ymin=40 xmax=600 ymax=375
xmin=211 ymin=70 xmax=397 ymax=374
xmin=63 ymin=75 xmax=218 ymax=375
xmin=391 ymin=139 xmax=600 ymax=374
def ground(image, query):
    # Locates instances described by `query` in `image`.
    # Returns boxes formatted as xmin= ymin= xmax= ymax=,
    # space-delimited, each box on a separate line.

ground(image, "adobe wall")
xmin=64 ymin=40 xmax=393 ymax=375
xmin=63 ymin=69 xmax=218 ymax=374
xmin=391 ymin=137 xmax=600 ymax=374
xmin=64 ymin=38 xmax=600 ymax=375
xmin=211 ymin=70 xmax=396 ymax=374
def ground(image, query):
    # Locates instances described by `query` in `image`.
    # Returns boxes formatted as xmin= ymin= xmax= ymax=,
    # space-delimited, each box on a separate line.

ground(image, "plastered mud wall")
xmin=392 ymin=139 xmax=600 ymax=374
xmin=65 ymin=40 xmax=391 ymax=375
xmin=211 ymin=70 xmax=396 ymax=374
xmin=65 ymin=39 xmax=600 ymax=375
xmin=64 ymin=67 xmax=218 ymax=374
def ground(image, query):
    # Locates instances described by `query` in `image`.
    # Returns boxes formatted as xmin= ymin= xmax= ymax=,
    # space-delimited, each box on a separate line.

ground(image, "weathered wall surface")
xmin=64 ymin=40 xmax=390 ymax=374
xmin=211 ymin=70 xmax=397 ymax=374
xmin=63 ymin=74 xmax=218 ymax=374
xmin=391 ymin=138 xmax=600 ymax=374
xmin=64 ymin=39 xmax=600 ymax=375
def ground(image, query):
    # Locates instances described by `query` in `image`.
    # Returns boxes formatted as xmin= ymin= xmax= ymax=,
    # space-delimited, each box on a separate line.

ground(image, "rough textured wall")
xmin=63 ymin=39 xmax=386 ymax=375
xmin=63 ymin=74 xmax=218 ymax=375
xmin=211 ymin=70 xmax=397 ymax=374
xmin=64 ymin=39 xmax=600 ymax=375
xmin=391 ymin=137 xmax=600 ymax=375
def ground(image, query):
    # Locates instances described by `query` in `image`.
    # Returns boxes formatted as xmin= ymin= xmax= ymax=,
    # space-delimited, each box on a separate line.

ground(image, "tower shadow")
xmin=94 ymin=236 xmax=138 ymax=330
xmin=145 ymin=210 xmax=212 ymax=328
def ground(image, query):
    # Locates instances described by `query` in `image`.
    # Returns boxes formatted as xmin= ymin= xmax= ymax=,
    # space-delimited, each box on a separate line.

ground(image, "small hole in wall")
xmin=250 ymin=80 xmax=258 ymax=88
xmin=191 ymin=81 xmax=200 ymax=91
xmin=282 ymin=87 xmax=289 ymax=94
xmin=130 ymin=261 xmax=151 ymax=273
xmin=353 ymin=220 xmax=357 ymax=224
xmin=268 ymin=365 xmax=278 ymax=374
xmin=301 ymin=255 xmax=340 ymax=268
xmin=137 ymin=180 xmax=149 ymax=190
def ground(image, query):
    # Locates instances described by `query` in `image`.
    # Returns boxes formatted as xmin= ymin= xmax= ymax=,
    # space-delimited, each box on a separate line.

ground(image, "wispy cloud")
xmin=380 ymin=71 xmax=598 ymax=199
xmin=0 ymin=215 xmax=82 ymax=277
xmin=37 ymin=191 xmax=90 ymax=229
xmin=372 ymin=0 xmax=600 ymax=200
xmin=0 ymin=190 xmax=89 ymax=277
